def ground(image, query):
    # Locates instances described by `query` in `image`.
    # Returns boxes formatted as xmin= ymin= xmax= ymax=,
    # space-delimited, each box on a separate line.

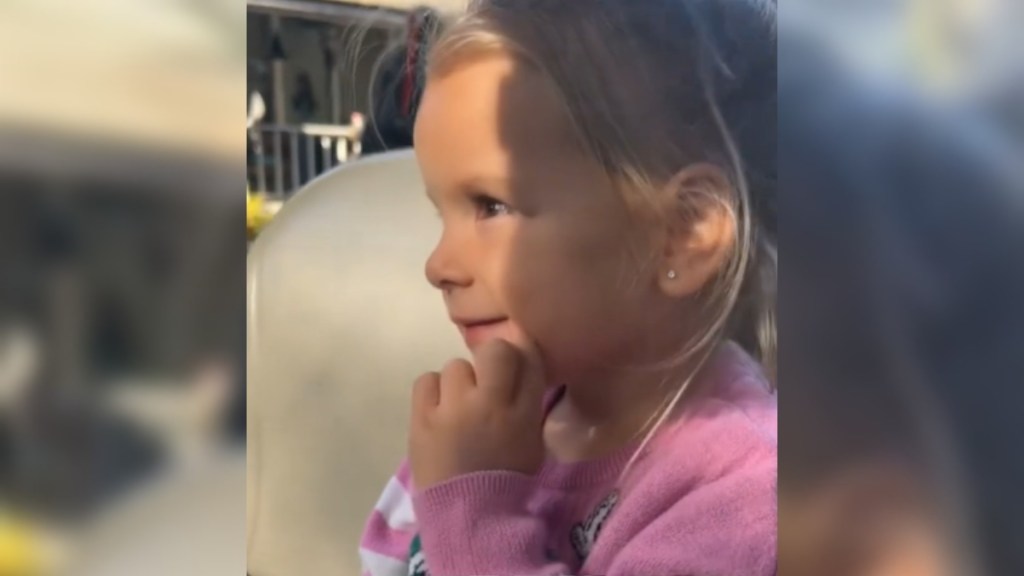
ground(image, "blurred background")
xmin=244 ymin=0 xmax=461 ymax=230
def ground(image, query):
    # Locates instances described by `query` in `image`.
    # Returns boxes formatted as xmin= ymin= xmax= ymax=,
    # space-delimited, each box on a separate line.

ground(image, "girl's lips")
xmin=457 ymin=319 xmax=511 ymax=348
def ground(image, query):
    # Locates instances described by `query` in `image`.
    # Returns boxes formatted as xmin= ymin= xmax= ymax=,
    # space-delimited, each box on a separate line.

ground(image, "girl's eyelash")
xmin=470 ymin=194 xmax=511 ymax=218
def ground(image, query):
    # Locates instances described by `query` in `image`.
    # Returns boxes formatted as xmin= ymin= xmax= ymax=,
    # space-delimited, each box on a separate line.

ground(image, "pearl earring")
xmin=667 ymin=270 xmax=678 ymax=280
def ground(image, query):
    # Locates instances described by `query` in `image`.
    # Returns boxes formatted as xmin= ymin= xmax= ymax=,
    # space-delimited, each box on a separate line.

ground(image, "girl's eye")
xmin=472 ymin=195 xmax=511 ymax=219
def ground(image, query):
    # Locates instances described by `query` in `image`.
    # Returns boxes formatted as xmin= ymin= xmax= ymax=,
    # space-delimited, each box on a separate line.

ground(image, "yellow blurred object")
xmin=0 ymin=515 xmax=44 ymax=576
xmin=908 ymin=0 xmax=995 ymax=93
xmin=247 ymin=190 xmax=275 ymax=240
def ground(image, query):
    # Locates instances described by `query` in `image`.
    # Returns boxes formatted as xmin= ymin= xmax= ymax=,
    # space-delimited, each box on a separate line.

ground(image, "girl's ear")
xmin=656 ymin=163 xmax=737 ymax=299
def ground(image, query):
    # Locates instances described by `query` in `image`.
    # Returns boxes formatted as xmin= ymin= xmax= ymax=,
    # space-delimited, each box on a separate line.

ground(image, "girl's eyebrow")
xmin=462 ymin=176 xmax=511 ymax=189
xmin=455 ymin=176 xmax=516 ymax=198
xmin=424 ymin=176 xmax=515 ymax=204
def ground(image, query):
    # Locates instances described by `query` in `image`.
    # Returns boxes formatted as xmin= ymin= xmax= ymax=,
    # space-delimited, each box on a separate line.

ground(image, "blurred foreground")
xmin=781 ymin=1 xmax=1024 ymax=575
xmin=0 ymin=0 xmax=245 ymax=574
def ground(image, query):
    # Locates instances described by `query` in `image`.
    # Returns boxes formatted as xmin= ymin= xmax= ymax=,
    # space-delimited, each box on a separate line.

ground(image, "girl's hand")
xmin=409 ymin=338 xmax=546 ymax=490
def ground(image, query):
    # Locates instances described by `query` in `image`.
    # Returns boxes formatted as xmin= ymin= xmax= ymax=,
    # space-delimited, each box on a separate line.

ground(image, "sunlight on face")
xmin=413 ymin=52 xmax=669 ymax=385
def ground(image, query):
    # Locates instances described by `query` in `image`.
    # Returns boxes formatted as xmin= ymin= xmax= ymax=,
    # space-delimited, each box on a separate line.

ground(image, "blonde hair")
xmin=427 ymin=0 xmax=776 ymax=462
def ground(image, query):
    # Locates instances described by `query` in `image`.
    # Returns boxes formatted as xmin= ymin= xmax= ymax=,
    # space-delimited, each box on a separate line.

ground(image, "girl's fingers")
xmin=440 ymin=358 xmax=476 ymax=398
xmin=411 ymin=371 xmax=441 ymax=423
xmin=472 ymin=339 xmax=521 ymax=404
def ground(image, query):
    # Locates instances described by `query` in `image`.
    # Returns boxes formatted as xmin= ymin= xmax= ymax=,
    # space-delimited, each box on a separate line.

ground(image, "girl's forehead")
xmin=417 ymin=56 xmax=591 ymax=189
xmin=424 ymin=56 xmax=575 ymax=141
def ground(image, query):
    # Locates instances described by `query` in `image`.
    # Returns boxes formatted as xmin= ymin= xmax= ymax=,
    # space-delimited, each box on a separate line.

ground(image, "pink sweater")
xmin=359 ymin=342 xmax=777 ymax=576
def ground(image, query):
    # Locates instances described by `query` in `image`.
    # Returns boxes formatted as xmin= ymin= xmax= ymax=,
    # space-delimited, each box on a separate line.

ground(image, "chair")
xmin=246 ymin=151 xmax=464 ymax=576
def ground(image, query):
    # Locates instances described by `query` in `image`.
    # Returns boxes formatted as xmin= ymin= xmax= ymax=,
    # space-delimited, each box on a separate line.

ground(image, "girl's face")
xmin=414 ymin=53 xmax=675 ymax=385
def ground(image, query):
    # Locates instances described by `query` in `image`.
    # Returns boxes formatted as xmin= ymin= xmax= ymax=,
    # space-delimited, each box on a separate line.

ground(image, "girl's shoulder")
xmin=612 ymin=348 xmax=777 ymax=572
xmin=644 ymin=342 xmax=777 ymax=487
xmin=688 ymin=340 xmax=776 ymax=442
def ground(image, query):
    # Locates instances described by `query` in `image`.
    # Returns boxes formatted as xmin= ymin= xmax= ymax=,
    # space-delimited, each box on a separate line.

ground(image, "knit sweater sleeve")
xmin=412 ymin=470 xmax=572 ymax=576
xmin=359 ymin=459 xmax=417 ymax=576
xmin=413 ymin=398 xmax=777 ymax=575
xmin=413 ymin=462 xmax=776 ymax=576
xmin=604 ymin=460 xmax=777 ymax=576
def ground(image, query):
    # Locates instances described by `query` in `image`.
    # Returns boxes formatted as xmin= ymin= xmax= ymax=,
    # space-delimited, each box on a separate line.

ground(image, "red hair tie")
xmin=400 ymin=18 xmax=422 ymax=118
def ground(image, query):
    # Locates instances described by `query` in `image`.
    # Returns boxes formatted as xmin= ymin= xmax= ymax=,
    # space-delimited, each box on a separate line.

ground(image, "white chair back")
xmin=246 ymin=151 xmax=464 ymax=576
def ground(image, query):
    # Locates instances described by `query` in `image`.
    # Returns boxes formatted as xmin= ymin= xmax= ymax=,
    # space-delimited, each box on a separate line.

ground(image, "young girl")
xmin=360 ymin=0 xmax=777 ymax=574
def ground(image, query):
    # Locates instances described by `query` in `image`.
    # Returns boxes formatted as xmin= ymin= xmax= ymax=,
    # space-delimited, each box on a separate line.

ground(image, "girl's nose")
xmin=425 ymin=230 xmax=472 ymax=291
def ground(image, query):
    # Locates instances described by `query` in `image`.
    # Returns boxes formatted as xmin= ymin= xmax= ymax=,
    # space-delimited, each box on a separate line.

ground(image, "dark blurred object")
xmin=0 ymin=126 xmax=245 ymax=522
xmin=290 ymin=72 xmax=319 ymax=123
xmin=972 ymin=67 xmax=1024 ymax=165
xmin=780 ymin=29 xmax=1024 ymax=576
xmin=361 ymin=6 xmax=443 ymax=155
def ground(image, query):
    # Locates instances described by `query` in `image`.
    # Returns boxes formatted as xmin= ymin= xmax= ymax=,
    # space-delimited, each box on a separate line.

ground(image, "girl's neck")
xmin=545 ymin=348 xmax=713 ymax=462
